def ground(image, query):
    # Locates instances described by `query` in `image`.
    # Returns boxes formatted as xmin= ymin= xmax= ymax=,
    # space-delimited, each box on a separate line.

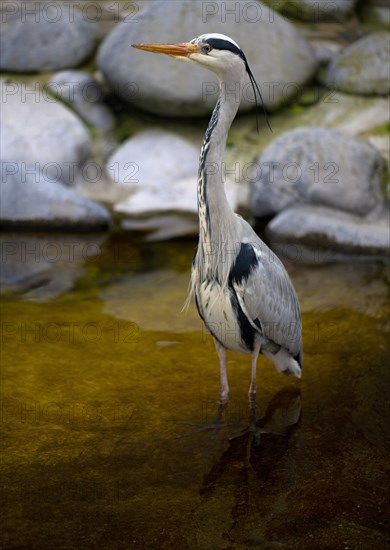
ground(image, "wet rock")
xmin=121 ymin=215 xmax=198 ymax=241
xmin=108 ymin=129 xmax=239 ymax=218
xmin=101 ymin=270 xmax=201 ymax=333
xmin=265 ymin=0 xmax=357 ymax=21
xmin=324 ymin=33 xmax=390 ymax=96
xmin=0 ymin=160 xmax=111 ymax=230
xmin=0 ymin=234 xmax=105 ymax=300
xmin=0 ymin=2 xmax=98 ymax=72
xmin=1 ymin=79 xmax=91 ymax=185
xmin=48 ymin=71 xmax=115 ymax=130
xmin=97 ymin=0 xmax=315 ymax=116
xmin=267 ymin=205 xmax=390 ymax=255
xmin=249 ymin=127 xmax=385 ymax=218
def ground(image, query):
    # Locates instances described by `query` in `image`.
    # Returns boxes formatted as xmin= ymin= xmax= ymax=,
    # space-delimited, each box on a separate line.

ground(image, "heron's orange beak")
xmin=132 ymin=42 xmax=199 ymax=57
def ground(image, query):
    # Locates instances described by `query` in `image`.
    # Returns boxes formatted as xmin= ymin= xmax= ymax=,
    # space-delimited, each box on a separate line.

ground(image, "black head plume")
xmin=244 ymin=57 xmax=272 ymax=134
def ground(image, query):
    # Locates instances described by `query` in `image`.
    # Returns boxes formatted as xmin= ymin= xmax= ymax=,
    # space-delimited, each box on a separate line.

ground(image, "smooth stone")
xmin=48 ymin=71 xmax=115 ymax=130
xmin=121 ymin=215 xmax=199 ymax=241
xmin=115 ymin=172 xmax=239 ymax=217
xmin=249 ymin=127 xmax=385 ymax=218
xmin=324 ymin=33 xmax=390 ymax=96
xmin=1 ymin=79 xmax=91 ymax=185
xmin=0 ymin=2 xmax=97 ymax=72
xmin=267 ymin=205 xmax=390 ymax=255
xmin=264 ymin=0 xmax=357 ymax=21
xmin=107 ymin=129 xmax=240 ymax=216
xmin=108 ymin=129 xmax=198 ymax=214
xmin=107 ymin=129 xmax=198 ymax=189
xmin=0 ymin=160 xmax=111 ymax=230
xmin=97 ymin=0 xmax=316 ymax=116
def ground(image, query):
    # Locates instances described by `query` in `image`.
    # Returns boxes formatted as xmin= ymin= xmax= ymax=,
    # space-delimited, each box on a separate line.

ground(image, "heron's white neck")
xmin=197 ymin=72 xmax=243 ymax=285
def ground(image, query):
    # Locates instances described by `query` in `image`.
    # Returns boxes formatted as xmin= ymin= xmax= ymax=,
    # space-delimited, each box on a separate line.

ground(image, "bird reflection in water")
xmin=201 ymin=388 xmax=301 ymax=487
xmin=183 ymin=388 xmax=302 ymax=542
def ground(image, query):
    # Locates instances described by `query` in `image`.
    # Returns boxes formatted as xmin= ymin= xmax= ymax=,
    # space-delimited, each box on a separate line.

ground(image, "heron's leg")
xmin=213 ymin=338 xmax=229 ymax=404
xmin=248 ymin=336 xmax=261 ymax=406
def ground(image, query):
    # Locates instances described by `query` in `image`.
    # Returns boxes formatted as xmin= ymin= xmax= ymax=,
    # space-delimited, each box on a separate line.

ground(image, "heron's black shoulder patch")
xmin=206 ymin=38 xmax=245 ymax=62
xmin=229 ymin=284 xmax=256 ymax=351
xmin=230 ymin=243 xmax=258 ymax=285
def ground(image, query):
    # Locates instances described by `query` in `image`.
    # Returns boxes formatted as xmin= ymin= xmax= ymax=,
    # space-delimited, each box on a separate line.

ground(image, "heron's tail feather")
xmin=263 ymin=348 xmax=302 ymax=379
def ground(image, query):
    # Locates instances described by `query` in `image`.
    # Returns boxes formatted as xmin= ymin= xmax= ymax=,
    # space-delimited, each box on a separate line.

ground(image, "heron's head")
xmin=132 ymin=33 xmax=271 ymax=132
xmin=132 ymin=33 xmax=247 ymax=78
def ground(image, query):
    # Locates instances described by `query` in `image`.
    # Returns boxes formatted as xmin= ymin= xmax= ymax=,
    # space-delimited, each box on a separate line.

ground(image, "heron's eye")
xmin=202 ymin=44 xmax=212 ymax=53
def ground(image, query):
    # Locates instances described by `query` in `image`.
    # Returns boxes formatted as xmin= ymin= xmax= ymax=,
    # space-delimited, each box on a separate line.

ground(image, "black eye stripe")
xmin=205 ymin=38 xmax=246 ymax=62
xmin=201 ymin=36 xmax=272 ymax=133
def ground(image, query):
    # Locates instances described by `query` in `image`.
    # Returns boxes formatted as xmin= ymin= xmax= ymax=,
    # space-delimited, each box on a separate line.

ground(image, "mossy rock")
xmin=324 ymin=32 xmax=390 ymax=95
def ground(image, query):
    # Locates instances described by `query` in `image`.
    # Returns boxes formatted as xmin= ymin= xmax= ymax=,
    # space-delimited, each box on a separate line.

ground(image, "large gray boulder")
xmin=0 ymin=3 xmax=97 ymax=72
xmin=249 ymin=127 xmax=385 ymax=218
xmin=1 ymin=79 xmax=91 ymax=185
xmin=48 ymin=71 xmax=115 ymax=130
xmin=0 ymin=160 xmax=111 ymax=230
xmin=97 ymin=0 xmax=316 ymax=116
xmin=267 ymin=205 xmax=390 ymax=255
xmin=324 ymin=33 xmax=390 ymax=96
xmin=264 ymin=0 xmax=357 ymax=21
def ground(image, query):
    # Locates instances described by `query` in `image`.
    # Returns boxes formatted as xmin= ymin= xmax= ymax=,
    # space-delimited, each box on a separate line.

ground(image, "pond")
xmin=1 ymin=231 xmax=389 ymax=549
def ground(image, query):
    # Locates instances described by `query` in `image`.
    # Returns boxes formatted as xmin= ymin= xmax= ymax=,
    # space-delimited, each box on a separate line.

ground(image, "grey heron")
xmin=133 ymin=34 xmax=302 ymax=405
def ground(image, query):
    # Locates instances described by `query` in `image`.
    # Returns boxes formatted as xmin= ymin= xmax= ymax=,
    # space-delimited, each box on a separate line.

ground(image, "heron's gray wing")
xmin=230 ymin=235 xmax=302 ymax=362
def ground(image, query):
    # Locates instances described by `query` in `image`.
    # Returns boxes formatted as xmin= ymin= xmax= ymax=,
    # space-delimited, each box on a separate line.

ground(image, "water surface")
xmin=1 ymin=232 xmax=389 ymax=549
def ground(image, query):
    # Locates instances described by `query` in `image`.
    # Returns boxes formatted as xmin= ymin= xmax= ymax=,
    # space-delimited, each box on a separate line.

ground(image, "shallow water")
xmin=1 ymin=232 xmax=389 ymax=549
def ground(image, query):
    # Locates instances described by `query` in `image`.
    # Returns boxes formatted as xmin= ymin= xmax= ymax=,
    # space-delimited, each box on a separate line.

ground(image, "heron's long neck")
xmin=197 ymin=78 xmax=241 ymax=279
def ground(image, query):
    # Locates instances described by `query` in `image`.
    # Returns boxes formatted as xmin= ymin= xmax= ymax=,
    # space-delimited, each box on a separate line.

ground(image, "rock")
xmin=110 ymin=129 xmax=239 ymax=216
xmin=101 ymin=270 xmax=201 ymax=333
xmin=1 ymin=79 xmax=91 ymax=185
xmin=249 ymin=127 xmax=385 ymax=218
xmin=121 ymin=215 xmax=199 ymax=241
xmin=97 ymin=0 xmax=316 ymax=116
xmin=0 ymin=2 xmax=98 ymax=72
xmin=324 ymin=33 xmax=390 ymax=96
xmin=309 ymin=40 xmax=343 ymax=66
xmin=48 ymin=71 xmax=115 ymax=130
xmin=108 ymin=129 xmax=198 ymax=189
xmin=0 ymin=234 xmax=105 ymax=300
xmin=0 ymin=160 xmax=111 ymax=230
xmin=267 ymin=205 xmax=390 ymax=256
xmin=272 ymin=92 xmax=388 ymax=137
xmin=359 ymin=0 xmax=390 ymax=29
xmin=263 ymin=0 xmax=357 ymax=21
